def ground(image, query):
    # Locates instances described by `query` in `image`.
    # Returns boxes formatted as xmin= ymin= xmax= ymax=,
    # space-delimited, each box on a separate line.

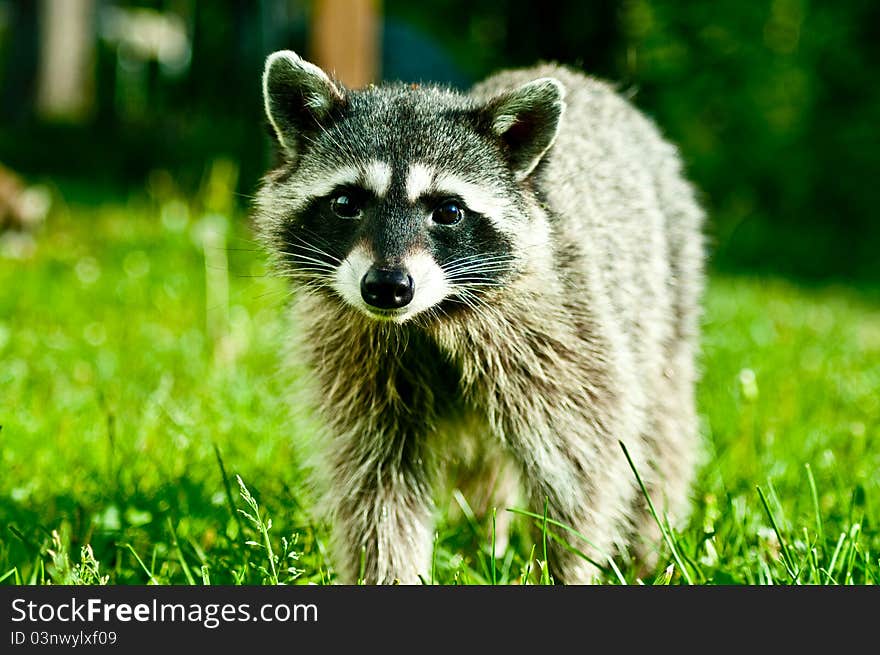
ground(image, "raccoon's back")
xmin=470 ymin=63 xmax=704 ymax=367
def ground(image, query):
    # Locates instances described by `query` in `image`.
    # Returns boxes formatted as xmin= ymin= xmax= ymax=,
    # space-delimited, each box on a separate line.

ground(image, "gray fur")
xmin=254 ymin=51 xmax=705 ymax=584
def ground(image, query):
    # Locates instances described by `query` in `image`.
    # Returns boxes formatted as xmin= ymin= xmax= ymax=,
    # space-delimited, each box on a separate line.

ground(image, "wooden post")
xmin=311 ymin=0 xmax=380 ymax=88
xmin=36 ymin=0 xmax=96 ymax=122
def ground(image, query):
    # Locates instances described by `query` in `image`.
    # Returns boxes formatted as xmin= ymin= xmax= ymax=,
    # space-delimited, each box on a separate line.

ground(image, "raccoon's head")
xmin=256 ymin=50 xmax=565 ymax=324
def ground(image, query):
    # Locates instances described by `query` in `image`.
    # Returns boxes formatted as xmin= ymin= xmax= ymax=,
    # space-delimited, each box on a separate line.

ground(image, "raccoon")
xmin=254 ymin=50 xmax=705 ymax=584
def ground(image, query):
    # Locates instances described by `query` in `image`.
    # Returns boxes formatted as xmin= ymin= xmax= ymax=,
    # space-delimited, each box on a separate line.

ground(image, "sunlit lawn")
xmin=1 ymin=187 xmax=878 ymax=584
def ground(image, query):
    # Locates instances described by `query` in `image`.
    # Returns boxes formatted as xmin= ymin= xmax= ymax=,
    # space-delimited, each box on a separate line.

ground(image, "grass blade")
xmin=805 ymin=464 xmax=824 ymax=548
xmin=508 ymin=508 xmax=626 ymax=584
xmin=167 ymin=518 xmax=196 ymax=585
xmin=490 ymin=508 xmax=497 ymax=585
xmin=541 ymin=499 xmax=551 ymax=585
xmin=236 ymin=475 xmax=279 ymax=584
xmin=620 ymin=441 xmax=694 ymax=584
xmin=756 ymin=486 xmax=799 ymax=583
xmin=122 ymin=544 xmax=158 ymax=584
xmin=430 ymin=532 xmax=438 ymax=585
xmin=213 ymin=443 xmax=246 ymax=540
xmin=826 ymin=531 xmax=846 ymax=584
xmin=520 ymin=544 xmax=536 ymax=585
xmin=0 ymin=568 xmax=20 ymax=584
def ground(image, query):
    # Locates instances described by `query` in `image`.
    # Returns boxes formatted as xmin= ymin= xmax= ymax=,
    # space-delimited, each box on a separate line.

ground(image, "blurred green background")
xmin=2 ymin=0 xmax=878 ymax=282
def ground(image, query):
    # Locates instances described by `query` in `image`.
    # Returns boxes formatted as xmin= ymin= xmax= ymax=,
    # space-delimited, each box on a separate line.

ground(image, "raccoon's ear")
xmin=262 ymin=50 xmax=345 ymax=160
xmin=481 ymin=78 xmax=566 ymax=180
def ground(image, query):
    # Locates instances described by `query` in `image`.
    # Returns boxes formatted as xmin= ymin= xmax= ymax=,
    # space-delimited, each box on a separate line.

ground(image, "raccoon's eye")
xmin=432 ymin=200 xmax=464 ymax=225
xmin=330 ymin=193 xmax=362 ymax=219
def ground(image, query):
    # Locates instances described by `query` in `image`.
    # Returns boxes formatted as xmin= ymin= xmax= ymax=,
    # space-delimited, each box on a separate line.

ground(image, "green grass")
xmin=1 ymin=188 xmax=878 ymax=585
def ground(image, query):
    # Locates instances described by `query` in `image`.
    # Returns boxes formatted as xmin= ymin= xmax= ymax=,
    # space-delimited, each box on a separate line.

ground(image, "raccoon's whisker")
xmin=444 ymin=265 xmax=515 ymax=278
xmin=445 ymin=261 xmax=515 ymax=273
xmin=441 ymin=263 xmax=473 ymax=275
xmin=284 ymin=246 xmax=339 ymax=267
xmin=277 ymin=251 xmax=339 ymax=269
xmin=454 ymin=285 xmax=499 ymax=308
xmin=286 ymin=233 xmax=343 ymax=263
xmin=443 ymin=252 xmax=516 ymax=264
xmin=287 ymin=231 xmax=341 ymax=256
xmin=446 ymin=267 xmax=513 ymax=278
xmin=450 ymin=287 xmax=496 ymax=320
xmin=289 ymin=282 xmax=334 ymax=293
xmin=442 ymin=251 xmax=514 ymax=265
xmin=278 ymin=269 xmax=335 ymax=282
xmin=449 ymin=275 xmax=506 ymax=282
xmin=283 ymin=265 xmax=335 ymax=278
xmin=284 ymin=281 xmax=334 ymax=292
xmin=294 ymin=225 xmax=345 ymax=257
xmin=411 ymin=308 xmax=435 ymax=330
xmin=446 ymin=270 xmax=510 ymax=281
xmin=282 ymin=280 xmax=332 ymax=292
xmin=442 ymin=254 xmax=517 ymax=272
xmin=287 ymin=278 xmax=335 ymax=292
xmin=458 ymin=300 xmax=495 ymax=326
xmin=448 ymin=277 xmax=508 ymax=287
xmin=282 ymin=262 xmax=334 ymax=271
xmin=450 ymin=293 xmax=480 ymax=315
xmin=456 ymin=287 xmax=496 ymax=304
xmin=445 ymin=267 xmax=514 ymax=281
xmin=287 ymin=251 xmax=341 ymax=271
xmin=278 ymin=243 xmax=339 ymax=263
xmin=447 ymin=256 xmax=516 ymax=265
xmin=449 ymin=282 xmax=504 ymax=289
xmin=283 ymin=268 xmax=335 ymax=278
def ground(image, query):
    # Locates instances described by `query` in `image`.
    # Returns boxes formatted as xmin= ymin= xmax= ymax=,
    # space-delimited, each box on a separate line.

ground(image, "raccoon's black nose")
xmin=361 ymin=267 xmax=415 ymax=309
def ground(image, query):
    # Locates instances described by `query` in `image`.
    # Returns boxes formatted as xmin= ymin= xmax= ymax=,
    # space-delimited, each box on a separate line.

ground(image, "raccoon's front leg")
xmin=500 ymin=418 xmax=644 ymax=584
xmin=324 ymin=423 xmax=436 ymax=585
xmin=520 ymin=440 xmax=637 ymax=584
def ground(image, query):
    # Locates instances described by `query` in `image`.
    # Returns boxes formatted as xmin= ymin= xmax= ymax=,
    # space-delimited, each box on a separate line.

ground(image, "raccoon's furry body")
xmin=255 ymin=51 xmax=704 ymax=584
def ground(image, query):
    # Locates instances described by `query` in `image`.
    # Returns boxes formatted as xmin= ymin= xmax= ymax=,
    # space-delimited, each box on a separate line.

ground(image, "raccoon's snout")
xmin=360 ymin=267 xmax=415 ymax=309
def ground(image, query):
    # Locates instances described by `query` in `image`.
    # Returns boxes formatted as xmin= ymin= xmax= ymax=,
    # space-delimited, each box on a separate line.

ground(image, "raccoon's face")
xmin=256 ymin=51 xmax=565 ymax=324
